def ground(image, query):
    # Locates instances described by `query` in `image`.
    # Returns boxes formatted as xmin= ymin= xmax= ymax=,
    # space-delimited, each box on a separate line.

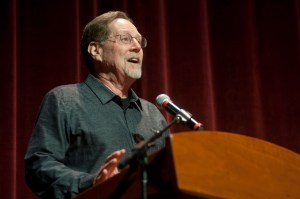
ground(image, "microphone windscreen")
xmin=156 ymin=94 xmax=170 ymax=108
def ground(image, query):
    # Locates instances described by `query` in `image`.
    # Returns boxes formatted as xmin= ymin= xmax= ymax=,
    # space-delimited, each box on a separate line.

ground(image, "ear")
xmin=87 ymin=42 xmax=103 ymax=61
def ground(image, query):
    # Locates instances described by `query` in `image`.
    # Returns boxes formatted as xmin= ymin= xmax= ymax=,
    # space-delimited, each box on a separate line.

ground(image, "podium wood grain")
xmin=170 ymin=131 xmax=300 ymax=198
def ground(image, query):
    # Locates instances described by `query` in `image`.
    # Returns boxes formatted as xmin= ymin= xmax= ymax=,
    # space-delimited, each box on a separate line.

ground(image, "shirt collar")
xmin=84 ymin=74 xmax=142 ymax=110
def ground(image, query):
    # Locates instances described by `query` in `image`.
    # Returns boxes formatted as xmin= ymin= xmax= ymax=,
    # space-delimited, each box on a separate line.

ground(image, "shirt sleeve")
xmin=24 ymin=90 xmax=95 ymax=199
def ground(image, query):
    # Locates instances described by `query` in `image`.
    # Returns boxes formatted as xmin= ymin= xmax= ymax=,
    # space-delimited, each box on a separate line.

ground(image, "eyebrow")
xmin=115 ymin=32 xmax=142 ymax=38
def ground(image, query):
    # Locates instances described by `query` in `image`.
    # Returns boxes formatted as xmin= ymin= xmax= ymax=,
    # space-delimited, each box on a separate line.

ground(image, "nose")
xmin=130 ymin=38 xmax=142 ymax=52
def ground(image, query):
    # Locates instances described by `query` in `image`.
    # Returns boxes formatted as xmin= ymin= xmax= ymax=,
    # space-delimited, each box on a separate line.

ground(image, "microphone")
xmin=156 ymin=94 xmax=204 ymax=131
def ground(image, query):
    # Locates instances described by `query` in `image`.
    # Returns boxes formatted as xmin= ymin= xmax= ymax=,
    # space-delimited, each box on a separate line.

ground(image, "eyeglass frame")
xmin=108 ymin=33 xmax=147 ymax=48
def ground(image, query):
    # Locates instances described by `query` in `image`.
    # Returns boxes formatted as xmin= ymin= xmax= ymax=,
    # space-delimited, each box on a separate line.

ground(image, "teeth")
xmin=128 ymin=58 xmax=139 ymax=63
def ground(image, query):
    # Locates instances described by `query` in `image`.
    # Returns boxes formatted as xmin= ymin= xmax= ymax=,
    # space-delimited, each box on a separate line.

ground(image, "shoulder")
xmin=47 ymin=83 xmax=83 ymax=97
xmin=44 ymin=82 xmax=91 ymax=101
xmin=138 ymin=98 xmax=164 ymax=116
xmin=139 ymin=98 xmax=156 ymax=109
xmin=41 ymin=83 xmax=87 ymax=108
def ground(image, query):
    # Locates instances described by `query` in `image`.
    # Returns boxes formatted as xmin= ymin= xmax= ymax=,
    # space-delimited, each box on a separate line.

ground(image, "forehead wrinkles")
xmin=108 ymin=18 xmax=140 ymax=36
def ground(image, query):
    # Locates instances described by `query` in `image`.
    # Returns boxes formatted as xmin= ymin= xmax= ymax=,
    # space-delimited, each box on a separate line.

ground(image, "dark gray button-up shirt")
xmin=25 ymin=74 xmax=168 ymax=199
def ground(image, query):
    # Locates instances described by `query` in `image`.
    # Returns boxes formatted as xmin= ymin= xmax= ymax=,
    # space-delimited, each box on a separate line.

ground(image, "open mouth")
xmin=127 ymin=57 xmax=140 ymax=64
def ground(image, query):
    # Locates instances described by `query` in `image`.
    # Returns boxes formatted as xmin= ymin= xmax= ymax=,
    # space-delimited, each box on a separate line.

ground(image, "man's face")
xmin=101 ymin=18 xmax=144 ymax=80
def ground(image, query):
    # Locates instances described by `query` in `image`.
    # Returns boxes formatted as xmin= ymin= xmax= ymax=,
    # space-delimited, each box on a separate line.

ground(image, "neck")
xmin=96 ymin=73 xmax=134 ymax=99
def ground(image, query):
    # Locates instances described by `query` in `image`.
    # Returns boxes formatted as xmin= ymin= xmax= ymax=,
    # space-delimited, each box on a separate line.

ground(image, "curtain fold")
xmin=1 ymin=0 xmax=300 ymax=198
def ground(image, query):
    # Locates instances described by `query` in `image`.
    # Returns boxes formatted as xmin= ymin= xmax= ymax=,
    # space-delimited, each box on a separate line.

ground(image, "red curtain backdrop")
xmin=1 ymin=0 xmax=300 ymax=198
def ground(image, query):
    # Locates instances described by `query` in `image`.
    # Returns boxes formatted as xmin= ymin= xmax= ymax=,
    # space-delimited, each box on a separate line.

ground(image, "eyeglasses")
xmin=109 ymin=33 xmax=147 ymax=48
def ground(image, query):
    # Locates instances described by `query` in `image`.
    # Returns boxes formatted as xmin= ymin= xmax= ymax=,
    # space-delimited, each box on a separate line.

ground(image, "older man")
xmin=25 ymin=11 xmax=168 ymax=199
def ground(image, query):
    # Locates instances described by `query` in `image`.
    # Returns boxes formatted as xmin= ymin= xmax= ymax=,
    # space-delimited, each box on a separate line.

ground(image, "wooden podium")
xmin=75 ymin=131 xmax=300 ymax=199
